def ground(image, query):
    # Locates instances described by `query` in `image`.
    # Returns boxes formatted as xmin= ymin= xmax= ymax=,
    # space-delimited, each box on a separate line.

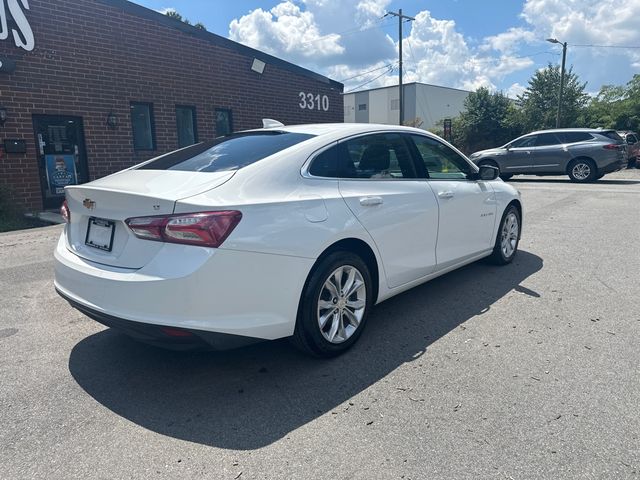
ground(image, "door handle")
xmin=438 ymin=191 xmax=454 ymax=199
xmin=359 ymin=196 xmax=383 ymax=206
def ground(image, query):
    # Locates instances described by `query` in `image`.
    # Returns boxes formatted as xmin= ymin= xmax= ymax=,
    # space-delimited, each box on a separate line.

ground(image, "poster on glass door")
xmin=45 ymin=154 xmax=78 ymax=195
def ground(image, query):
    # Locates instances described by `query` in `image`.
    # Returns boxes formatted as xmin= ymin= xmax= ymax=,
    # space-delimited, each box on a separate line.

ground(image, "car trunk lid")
xmin=64 ymin=169 xmax=235 ymax=268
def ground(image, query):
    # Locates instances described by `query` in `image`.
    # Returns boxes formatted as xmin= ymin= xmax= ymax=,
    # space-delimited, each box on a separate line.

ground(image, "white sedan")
xmin=54 ymin=122 xmax=522 ymax=357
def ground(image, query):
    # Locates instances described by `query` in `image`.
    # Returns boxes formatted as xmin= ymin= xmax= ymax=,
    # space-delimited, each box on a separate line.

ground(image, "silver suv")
xmin=469 ymin=128 xmax=627 ymax=182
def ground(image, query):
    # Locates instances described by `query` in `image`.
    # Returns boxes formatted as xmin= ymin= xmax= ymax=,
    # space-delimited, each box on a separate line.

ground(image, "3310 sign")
xmin=299 ymin=92 xmax=330 ymax=112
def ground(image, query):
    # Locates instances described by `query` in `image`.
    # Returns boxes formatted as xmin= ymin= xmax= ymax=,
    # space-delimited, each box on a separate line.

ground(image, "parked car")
xmin=617 ymin=130 xmax=639 ymax=168
xmin=469 ymin=128 xmax=627 ymax=182
xmin=54 ymin=122 xmax=522 ymax=357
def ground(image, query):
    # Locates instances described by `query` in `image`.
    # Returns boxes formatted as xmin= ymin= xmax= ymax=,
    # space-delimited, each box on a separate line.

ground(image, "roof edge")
xmin=96 ymin=0 xmax=343 ymax=91
xmin=343 ymin=81 xmax=471 ymax=96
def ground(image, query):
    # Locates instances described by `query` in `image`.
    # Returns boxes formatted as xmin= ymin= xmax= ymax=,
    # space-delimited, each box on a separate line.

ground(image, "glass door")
xmin=32 ymin=115 xmax=89 ymax=210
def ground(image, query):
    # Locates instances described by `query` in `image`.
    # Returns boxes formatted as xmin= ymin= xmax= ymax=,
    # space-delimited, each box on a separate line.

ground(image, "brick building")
xmin=0 ymin=0 xmax=343 ymax=210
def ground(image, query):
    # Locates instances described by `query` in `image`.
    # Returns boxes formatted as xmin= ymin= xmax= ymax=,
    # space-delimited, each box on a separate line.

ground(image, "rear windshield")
xmin=138 ymin=131 xmax=315 ymax=172
xmin=599 ymin=130 xmax=624 ymax=143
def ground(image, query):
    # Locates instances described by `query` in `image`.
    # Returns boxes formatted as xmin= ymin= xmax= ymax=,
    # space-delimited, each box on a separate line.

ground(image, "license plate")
xmin=85 ymin=217 xmax=115 ymax=252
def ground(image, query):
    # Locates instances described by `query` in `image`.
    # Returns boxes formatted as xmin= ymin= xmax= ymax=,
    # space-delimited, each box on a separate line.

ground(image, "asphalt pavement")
xmin=1 ymin=169 xmax=639 ymax=479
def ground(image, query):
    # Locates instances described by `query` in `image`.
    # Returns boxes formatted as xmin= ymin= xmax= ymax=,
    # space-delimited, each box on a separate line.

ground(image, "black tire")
xmin=291 ymin=251 xmax=373 ymax=357
xmin=488 ymin=205 xmax=520 ymax=265
xmin=567 ymin=158 xmax=597 ymax=183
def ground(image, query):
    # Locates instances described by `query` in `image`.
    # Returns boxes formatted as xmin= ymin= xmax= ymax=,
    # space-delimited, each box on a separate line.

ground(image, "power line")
xmin=572 ymin=43 xmax=640 ymax=49
xmin=337 ymin=63 xmax=396 ymax=82
xmin=296 ymin=16 xmax=396 ymax=49
xmin=344 ymin=64 xmax=396 ymax=93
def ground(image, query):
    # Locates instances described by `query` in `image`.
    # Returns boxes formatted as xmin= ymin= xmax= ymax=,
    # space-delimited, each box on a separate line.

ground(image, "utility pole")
xmin=385 ymin=9 xmax=415 ymax=125
xmin=547 ymin=38 xmax=567 ymax=128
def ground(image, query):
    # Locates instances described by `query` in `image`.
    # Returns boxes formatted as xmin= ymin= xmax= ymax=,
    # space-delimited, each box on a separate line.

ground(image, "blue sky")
xmin=133 ymin=0 xmax=640 ymax=97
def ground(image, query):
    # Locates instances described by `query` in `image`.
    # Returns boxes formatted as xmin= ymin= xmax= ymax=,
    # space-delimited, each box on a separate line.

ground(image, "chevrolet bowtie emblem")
xmin=83 ymin=198 xmax=96 ymax=210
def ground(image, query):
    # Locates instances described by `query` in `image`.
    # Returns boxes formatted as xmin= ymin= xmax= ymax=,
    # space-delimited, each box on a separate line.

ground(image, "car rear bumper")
xmin=54 ymin=232 xmax=314 ymax=342
xmin=600 ymin=157 xmax=627 ymax=174
xmin=57 ymin=287 xmax=263 ymax=350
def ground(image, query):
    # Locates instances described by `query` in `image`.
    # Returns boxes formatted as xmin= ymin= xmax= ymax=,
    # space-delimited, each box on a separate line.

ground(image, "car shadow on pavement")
xmin=68 ymin=250 xmax=543 ymax=450
xmin=508 ymin=178 xmax=640 ymax=185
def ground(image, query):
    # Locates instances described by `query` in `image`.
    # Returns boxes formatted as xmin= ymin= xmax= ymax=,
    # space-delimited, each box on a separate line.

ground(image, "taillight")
xmin=125 ymin=211 xmax=242 ymax=248
xmin=60 ymin=200 xmax=70 ymax=223
xmin=603 ymin=144 xmax=621 ymax=150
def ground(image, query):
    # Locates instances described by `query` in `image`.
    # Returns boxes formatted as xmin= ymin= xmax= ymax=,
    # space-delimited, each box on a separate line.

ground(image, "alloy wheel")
xmin=317 ymin=265 xmax=366 ymax=344
xmin=501 ymin=212 xmax=519 ymax=258
xmin=572 ymin=162 xmax=591 ymax=181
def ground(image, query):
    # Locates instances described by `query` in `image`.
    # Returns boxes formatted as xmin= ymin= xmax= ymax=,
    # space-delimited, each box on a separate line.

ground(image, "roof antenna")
xmin=262 ymin=118 xmax=285 ymax=128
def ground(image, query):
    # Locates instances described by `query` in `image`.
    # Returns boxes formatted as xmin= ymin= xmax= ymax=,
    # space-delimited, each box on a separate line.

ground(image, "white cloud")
xmin=398 ymin=11 xmax=536 ymax=92
xmin=520 ymin=0 xmax=640 ymax=88
xmin=229 ymin=2 xmax=344 ymax=62
xmin=226 ymin=0 xmax=640 ymax=95
xmin=482 ymin=28 xmax=536 ymax=54
xmin=156 ymin=7 xmax=176 ymax=15
xmin=506 ymin=82 xmax=526 ymax=98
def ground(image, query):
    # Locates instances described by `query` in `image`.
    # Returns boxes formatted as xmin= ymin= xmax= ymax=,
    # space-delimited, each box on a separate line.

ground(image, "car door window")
xmin=410 ymin=135 xmax=471 ymax=179
xmin=626 ymin=134 xmax=637 ymax=144
xmin=510 ymin=136 xmax=537 ymax=148
xmin=308 ymin=144 xmax=339 ymax=177
xmin=535 ymin=133 xmax=561 ymax=146
xmin=339 ymin=133 xmax=416 ymax=179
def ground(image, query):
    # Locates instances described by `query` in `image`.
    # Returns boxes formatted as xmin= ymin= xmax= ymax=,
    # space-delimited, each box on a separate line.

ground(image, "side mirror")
xmin=472 ymin=165 xmax=499 ymax=181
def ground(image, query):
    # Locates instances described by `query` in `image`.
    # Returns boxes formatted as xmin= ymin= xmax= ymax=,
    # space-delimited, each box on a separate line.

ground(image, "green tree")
xmin=580 ymin=85 xmax=627 ymax=128
xmin=165 ymin=10 xmax=186 ymax=22
xmin=517 ymin=63 xmax=588 ymax=130
xmin=581 ymin=74 xmax=640 ymax=130
xmin=434 ymin=87 xmax=524 ymax=153
xmin=164 ymin=9 xmax=207 ymax=29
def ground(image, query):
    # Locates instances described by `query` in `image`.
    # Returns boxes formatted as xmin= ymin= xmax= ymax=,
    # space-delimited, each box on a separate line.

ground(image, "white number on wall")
xmin=299 ymin=92 xmax=330 ymax=112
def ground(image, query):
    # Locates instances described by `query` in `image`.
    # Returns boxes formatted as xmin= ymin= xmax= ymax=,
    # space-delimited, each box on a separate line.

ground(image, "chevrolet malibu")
xmin=54 ymin=123 xmax=522 ymax=357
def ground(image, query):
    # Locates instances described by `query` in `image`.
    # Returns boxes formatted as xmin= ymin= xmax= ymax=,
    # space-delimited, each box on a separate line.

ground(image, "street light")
xmin=547 ymin=38 xmax=567 ymax=128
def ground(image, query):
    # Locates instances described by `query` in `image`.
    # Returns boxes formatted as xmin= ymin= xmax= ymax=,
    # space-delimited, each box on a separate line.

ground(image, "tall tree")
xmin=445 ymin=87 xmax=523 ymax=153
xmin=517 ymin=64 xmax=588 ymax=131
xmin=581 ymin=74 xmax=640 ymax=130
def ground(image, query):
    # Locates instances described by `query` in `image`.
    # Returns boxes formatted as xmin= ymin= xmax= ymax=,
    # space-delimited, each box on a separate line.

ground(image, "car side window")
xmin=410 ymin=135 xmax=471 ymax=179
xmin=535 ymin=133 xmax=561 ymax=146
xmin=510 ymin=136 xmax=537 ymax=148
xmin=557 ymin=132 xmax=593 ymax=143
xmin=339 ymin=133 xmax=417 ymax=179
xmin=308 ymin=144 xmax=339 ymax=177
xmin=626 ymin=134 xmax=637 ymax=144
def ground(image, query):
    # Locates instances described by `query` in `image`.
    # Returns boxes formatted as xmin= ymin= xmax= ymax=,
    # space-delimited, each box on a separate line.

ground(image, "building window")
xmin=215 ymin=108 xmax=233 ymax=137
xmin=358 ymin=103 xmax=367 ymax=111
xmin=130 ymin=102 xmax=156 ymax=150
xmin=176 ymin=106 xmax=198 ymax=148
xmin=390 ymin=99 xmax=399 ymax=110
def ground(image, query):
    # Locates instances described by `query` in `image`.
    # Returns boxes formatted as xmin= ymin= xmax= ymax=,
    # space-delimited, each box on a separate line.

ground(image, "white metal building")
xmin=343 ymin=82 xmax=470 ymax=130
